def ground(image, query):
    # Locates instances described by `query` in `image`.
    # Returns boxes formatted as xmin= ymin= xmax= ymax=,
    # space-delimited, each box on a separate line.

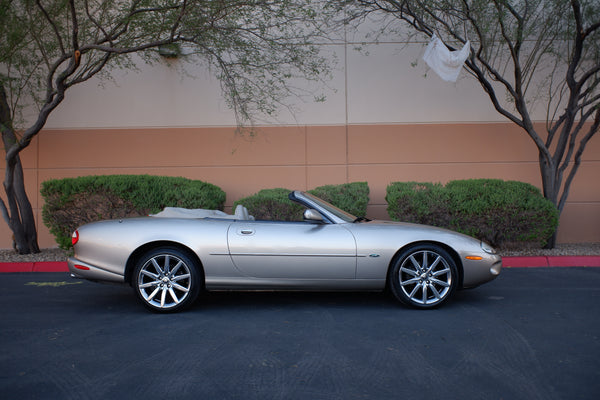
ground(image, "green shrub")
xmin=386 ymin=182 xmax=451 ymax=226
xmin=235 ymin=182 xmax=370 ymax=221
xmin=41 ymin=175 xmax=226 ymax=249
xmin=234 ymin=188 xmax=304 ymax=221
xmin=386 ymin=179 xmax=559 ymax=248
xmin=309 ymin=182 xmax=369 ymax=217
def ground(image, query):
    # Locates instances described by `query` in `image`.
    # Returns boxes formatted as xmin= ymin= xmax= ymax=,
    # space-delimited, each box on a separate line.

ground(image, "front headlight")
xmin=481 ymin=241 xmax=497 ymax=254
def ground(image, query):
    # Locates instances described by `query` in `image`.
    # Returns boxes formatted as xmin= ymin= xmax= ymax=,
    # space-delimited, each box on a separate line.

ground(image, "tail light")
xmin=72 ymin=230 xmax=79 ymax=246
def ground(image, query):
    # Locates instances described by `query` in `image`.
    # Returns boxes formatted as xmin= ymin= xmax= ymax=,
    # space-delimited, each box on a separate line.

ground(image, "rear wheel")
xmin=133 ymin=247 xmax=202 ymax=312
xmin=389 ymin=244 xmax=458 ymax=309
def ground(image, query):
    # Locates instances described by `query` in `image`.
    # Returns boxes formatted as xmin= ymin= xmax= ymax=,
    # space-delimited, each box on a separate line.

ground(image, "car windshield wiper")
xmin=354 ymin=217 xmax=371 ymax=223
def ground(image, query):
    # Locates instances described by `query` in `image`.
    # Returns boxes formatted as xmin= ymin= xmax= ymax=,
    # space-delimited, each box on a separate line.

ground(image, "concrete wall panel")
xmin=0 ymin=123 xmax=595 ymax=249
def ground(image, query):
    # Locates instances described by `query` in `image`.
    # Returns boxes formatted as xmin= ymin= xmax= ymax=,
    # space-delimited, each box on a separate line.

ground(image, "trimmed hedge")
xmin=386 ymin=179 xmax=559 ymax=248
xmin=234 ymin=182 xmax=370 ymax=221
xmin=308 ymin=182 xmax=369 ymax=218
xmin=41 ymin=175 xmax=226 ymax=249
xmin=234 ymin=188 xmax=305 ymax=221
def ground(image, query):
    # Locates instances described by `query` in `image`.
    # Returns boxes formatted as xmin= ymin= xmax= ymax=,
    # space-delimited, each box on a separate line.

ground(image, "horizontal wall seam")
xmin=25 ymin=161 xmax=557 ymax=171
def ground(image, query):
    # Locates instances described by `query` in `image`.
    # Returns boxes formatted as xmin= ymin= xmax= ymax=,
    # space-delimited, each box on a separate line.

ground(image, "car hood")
xmin=360 ymin=219 xmax=480 ymax=241
xmin=364 ymin=219 xmax=451 ymax=230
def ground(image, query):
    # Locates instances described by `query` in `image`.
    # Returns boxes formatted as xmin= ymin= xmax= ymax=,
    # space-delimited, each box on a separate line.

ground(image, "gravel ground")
xmin=0 ymin=243 xmax=599 ymax=262
xmin=0 ymin=248 xmax=69 ymax=263
xmin=498 ymin=242 xmax=600 ymax=257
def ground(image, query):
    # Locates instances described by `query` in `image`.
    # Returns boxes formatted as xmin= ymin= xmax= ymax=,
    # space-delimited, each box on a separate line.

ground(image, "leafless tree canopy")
xmin=344 ymin=0 xmax=599 ymax=247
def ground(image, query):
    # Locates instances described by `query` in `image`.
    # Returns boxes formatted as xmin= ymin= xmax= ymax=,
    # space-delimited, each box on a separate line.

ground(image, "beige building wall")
xmin=2 ymin=27 xmax=599 ymax=248
xmin=1 ymin=122 xmax=598 ymax=249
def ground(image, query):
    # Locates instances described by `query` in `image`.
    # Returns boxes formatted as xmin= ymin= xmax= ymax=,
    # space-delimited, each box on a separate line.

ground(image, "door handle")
xmin=239 ymin=228 xmax=254 ymax=235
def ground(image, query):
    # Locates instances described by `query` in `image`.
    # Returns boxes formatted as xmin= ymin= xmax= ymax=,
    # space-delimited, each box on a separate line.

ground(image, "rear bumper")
xmin=68 ymin=257 xmax=125 ymax=283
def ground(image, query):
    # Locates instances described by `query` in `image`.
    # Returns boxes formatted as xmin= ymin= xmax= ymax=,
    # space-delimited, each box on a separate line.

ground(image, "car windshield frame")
xmin=300 ymin=192 xmax=358 ymax=223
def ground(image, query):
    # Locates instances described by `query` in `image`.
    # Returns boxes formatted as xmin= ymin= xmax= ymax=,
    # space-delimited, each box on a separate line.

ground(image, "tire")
xmin=133 ymin=247 xmax=202 ymax=312
xmin=389 ymin=244 xmax=458 ymax=309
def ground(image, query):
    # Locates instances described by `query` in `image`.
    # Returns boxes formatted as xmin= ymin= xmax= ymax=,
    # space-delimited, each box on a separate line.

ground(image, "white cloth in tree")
xmin=423 ymin=34 xmax=470 ymax=82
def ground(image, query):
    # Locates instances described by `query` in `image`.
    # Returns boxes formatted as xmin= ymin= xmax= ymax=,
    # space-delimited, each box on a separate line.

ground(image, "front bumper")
xmin=461 ymin=253 xmax=502 ymax=288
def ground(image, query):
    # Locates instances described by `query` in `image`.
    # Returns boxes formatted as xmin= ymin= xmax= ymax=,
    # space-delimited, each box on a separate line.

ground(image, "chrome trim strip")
xmin=229 ymin=253 xmax=358 ymax=257
xmin=211 ymin=252 xmax=368 ymax=258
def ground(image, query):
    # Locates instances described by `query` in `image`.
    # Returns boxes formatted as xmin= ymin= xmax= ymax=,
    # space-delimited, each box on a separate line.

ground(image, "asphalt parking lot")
xmin=1 ymin=267 xmax=599 ymax=400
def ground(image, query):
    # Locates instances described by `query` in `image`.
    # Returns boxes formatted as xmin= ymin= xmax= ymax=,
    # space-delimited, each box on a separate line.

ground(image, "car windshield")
xmin=302 ymin=192 xmax=358 ymax=223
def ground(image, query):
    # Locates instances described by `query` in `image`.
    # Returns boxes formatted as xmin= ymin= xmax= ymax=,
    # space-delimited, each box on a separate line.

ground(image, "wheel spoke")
xmin=171 ymin=260 xmax=184 ymax=275
xmin=408 ymin=282 xmax=422 ymax=299
xmin=171 ymin=273 xmax=191 ymax=282
xmin=401 ymin=277 xmax=420 ymax=286
xmin=409 ymin=255 xmax=422 ymax=271
xmin=172 ymin=282 xmax=189 ymax=292
xmin=168 ymin=288 xmax=181 ymax=304
xmin=431 ymin=278 xmax=450 ymax=287
xmin=141 ymin=269 xmax=159 ymax=280
xmin=422 ymin=252 xmax=429 ymax=270
xmin=163 ymin=255 xmax=171 ymax=274
xmin=160 ymin=288 xmax=167 ymax=307
xmin=421 ymin=284 xmax=428 ymax=304
xmin=433 ymin=267 xmax=450 ymax=277
xmin=400 ymin=266 xmax=419 ymax=276
xmin=139 ymin=281 xmax=159 ymax=289
xmin=430 ymin=284 xmax=442 ymax=300
xmin=151 ymin=258 xmax=164 ymax=275
xmin=147 ymin=287 xmax=160 ymax=301
xmin=426 ymin=255 xmax=441 ymax=273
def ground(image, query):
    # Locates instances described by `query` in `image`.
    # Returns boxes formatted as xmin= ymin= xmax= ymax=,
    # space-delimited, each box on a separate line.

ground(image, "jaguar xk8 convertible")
xmin=68 ymin=191 xmax=501 ymax=312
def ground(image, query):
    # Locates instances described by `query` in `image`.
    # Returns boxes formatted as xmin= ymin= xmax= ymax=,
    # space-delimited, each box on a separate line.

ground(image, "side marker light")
xmin=465 ymin=256 xmax=483 ymax=261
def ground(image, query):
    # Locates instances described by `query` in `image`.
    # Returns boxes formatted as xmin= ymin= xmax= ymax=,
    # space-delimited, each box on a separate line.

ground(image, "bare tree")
xmin=0 ymin=0 xmax=334 ymax=253
xmin=345 ymin=0 xmax=600 ymax=247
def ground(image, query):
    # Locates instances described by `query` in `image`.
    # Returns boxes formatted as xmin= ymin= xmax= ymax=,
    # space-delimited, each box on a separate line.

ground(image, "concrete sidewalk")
xmin=1 ymin=255 xmax=600 ymax=273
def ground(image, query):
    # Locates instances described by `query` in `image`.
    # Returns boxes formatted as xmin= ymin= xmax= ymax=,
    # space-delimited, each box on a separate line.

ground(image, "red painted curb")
xmin=501 ymin=256 xmax=548 ymax=268
xmin=501 ymin=256 xmax=600 ymax=268
xmin=0 ymin=261 xmax=69 ymax=273
xmin=0 ymin=262 xmax=35 ymax=273
xmin=547 ymin=256 xmax=600 ymax=267
xmin=33 ymin=262 xmax=70 ymax=272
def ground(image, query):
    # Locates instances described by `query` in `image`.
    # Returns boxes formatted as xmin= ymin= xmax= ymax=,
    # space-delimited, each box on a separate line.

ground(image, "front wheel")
xmin=389 ymin=244 xmax=458 ymax=309
xmin=133 ymin=247 xmax=202 ymax=312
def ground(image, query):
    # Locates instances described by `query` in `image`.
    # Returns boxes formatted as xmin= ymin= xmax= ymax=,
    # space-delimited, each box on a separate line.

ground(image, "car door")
xmin=227 ymin=221 xmax=357 ymax=279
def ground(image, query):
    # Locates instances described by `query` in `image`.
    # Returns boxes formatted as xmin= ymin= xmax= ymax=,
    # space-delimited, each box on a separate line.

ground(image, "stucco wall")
xmin=1 ymin=122 xmax=597 ymax=249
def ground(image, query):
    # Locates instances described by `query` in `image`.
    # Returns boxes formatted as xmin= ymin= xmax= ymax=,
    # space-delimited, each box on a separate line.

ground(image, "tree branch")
xmin=35 ymin=0 xmax=66 ymax=55
xmin=558 ymin=107 xmax=600 ymax=212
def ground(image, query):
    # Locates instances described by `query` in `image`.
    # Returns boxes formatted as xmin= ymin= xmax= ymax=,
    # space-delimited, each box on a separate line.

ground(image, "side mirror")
xmin=303 ymin=209 xmax=324 ymax=222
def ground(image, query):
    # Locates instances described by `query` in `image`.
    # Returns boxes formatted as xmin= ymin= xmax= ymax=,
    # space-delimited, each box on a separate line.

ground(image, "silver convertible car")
xmin=68 ymin=191 xmax=501 ymax=312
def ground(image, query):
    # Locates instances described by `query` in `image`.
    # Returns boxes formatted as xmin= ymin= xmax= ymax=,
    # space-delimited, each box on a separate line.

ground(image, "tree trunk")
xmin=545 ymin=225 xmax=558 ymax=250
xmin=2 ymin=154 xmax=40 ymax=254
xmin=539 ymin=152 xmax=560 ymax=249
xmin=0 ymin=85 xmax=40 ymax=254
